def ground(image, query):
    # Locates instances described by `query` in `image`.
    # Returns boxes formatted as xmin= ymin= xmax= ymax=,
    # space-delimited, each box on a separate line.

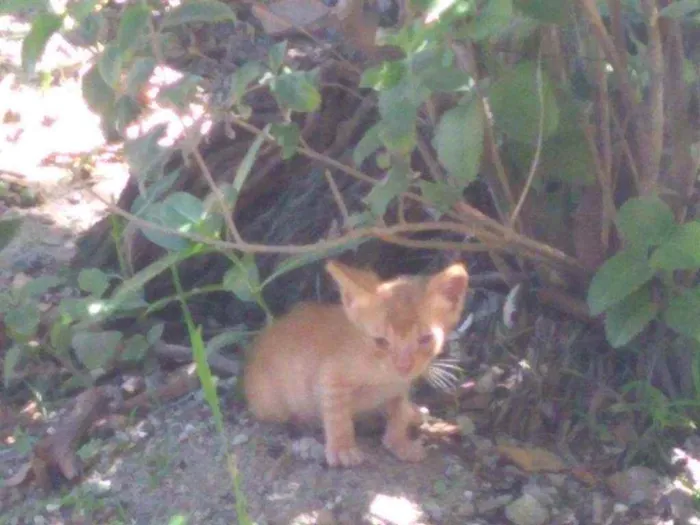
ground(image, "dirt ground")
xmin=1 ymin=10 xmax=699 ymax=525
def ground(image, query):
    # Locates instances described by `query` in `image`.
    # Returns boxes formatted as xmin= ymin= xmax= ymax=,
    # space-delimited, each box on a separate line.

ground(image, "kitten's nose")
xmin=393 ymin=352 xmax=414 ymax=376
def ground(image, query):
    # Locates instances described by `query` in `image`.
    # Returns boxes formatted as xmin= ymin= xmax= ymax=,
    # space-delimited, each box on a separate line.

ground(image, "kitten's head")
xmin=325 ymin=260 xmax=469 ymax=379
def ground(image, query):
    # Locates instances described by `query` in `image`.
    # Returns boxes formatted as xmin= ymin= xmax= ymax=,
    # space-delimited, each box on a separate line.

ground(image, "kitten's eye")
xmin=418 ymin=333 xmax=434 ymax=346
xmin=374 ymin=337 xmax=389 ymax=349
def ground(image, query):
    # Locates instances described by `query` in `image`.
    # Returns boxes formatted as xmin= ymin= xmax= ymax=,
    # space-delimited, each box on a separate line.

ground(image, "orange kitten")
xmin=243 ymin=260 xmax=469 ymax=467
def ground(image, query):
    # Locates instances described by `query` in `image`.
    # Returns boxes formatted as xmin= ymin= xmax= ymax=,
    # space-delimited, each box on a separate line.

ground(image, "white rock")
xmin=456 ymin=414 xmax=476 ymax=436
xmin=505 ymin=494 xmax=550 ymax=525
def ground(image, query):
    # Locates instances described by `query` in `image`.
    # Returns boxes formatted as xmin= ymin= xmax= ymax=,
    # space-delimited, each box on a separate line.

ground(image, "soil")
xmin=0 ymin=8 xmax=698 ymax=525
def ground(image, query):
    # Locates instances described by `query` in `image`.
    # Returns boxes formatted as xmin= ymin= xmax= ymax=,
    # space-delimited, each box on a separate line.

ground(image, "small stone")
xmin=478 ymin=494 xmax=513 ymax=514
xmin=613 ymin=503 xmax=628 ymax=514
xmin=456 ymin=502 xmax=475 ymax=517
xmin=231 ymin=433 xmax=249 ymax=446
xmin=607 ymin=466 xmax=660 ymax=505
xmin=547 ymin=474 xmax=566 ymax=487
xmin=423 ymin=501 xmax=443 ymax=520
xmin=316 ymin=508 xmax=336 ymax=525
xmin=505 ymin=494 xmax=550 ymax=525
xmin=456 ymin=414 xmax=476 ymax=436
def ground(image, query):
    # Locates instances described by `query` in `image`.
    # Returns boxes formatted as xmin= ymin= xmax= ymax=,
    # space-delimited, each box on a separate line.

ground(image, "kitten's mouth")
xmin=393 ymin=355 xmax=415 ymax=376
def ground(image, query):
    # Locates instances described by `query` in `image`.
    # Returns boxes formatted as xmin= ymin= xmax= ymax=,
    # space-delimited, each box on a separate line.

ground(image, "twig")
xmin=324 ymin=169 xmax=351 ymax=226
xmin=509 ymin=44 xmax=545 ymax=227
xmin=639 ymin=0 xmax=664 ymax=194
xmin=191 ymin=147 xmax=244 ymax=244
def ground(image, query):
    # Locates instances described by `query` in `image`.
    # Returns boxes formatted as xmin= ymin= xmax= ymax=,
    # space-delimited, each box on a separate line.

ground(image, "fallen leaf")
xmin=252 ymin=0 xmax=330 ymax=37
xmin=570 ymin=465 xmax=600 ymax=487
xmin=496 ymin=445 xmax=567 ymax=473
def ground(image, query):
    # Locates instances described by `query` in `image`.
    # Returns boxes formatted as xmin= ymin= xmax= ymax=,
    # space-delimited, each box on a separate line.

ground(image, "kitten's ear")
xmin=427 ymin=263 xmax=469 ymax=311
xmin=325 ymin=260 xmax=380 ymax=308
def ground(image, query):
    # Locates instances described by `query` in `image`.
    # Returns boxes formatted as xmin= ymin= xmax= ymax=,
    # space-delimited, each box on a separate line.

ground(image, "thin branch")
xmin=324 ymin=169 xmax=351 ymax=226
xmin=639 ymin=0 xmax=664 ymax=194
xmin=509 ymin=44 xmax=545 ymax=226
xmin=190 ymin=147 xmax=244 ymax=244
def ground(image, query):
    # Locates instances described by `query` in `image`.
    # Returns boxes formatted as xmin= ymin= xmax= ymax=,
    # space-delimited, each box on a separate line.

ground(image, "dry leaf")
xmin=252 ymin=0 xmax=330 ymax=37
xmin=496 ymin=445 xmax=566 ymax=473
xmin=570 ymin=465 xmax=600 ymax=487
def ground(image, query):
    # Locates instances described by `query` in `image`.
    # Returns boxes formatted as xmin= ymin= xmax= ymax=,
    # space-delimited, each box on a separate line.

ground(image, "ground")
xmin=0 ymin=9 xmax=698 ymax=525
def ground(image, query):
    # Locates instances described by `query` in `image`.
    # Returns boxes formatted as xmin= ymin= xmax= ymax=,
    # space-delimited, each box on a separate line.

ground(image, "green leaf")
xmin=72 ymin=331 xmax=122 ymax=370
xmin=126 ymin=57 xmax=156 ymax=97
xmin=616 ymin=196 xmax=676 ymax=249
xmin=5 ymin=305 xmax=41 ymax=340
xmin=0 ymin=293 xmax=13 ymax=314
xmin=70 ymin=11 xmax=106 ymax=48
xmin=82 ymin=62 xmax=116 ymax=116
xmin=263 ymin=238 xmax=367 ymax=287
xmin=123 ymin=124 xmax=169 ymax=185
xmin=141 ymin=203 xmax=191 ymax=252
xmin=419 ymin=180 xmax=461 ymax=216
xmin=165 ymin=192 xmax=206 ymax=224
xmin=271 ymin=71 xmax=321 ymax=112
xmin=660 ymin=1 xmax=700 ymax=21
xmin=114 ymin=95 xmax=143 ymax=134
xmin=157 ymin=74 xmax=202 ymax=109
xmin=467 ymin=0 xmax=513 ymax=40
xmin=514 ymin=0 xmax=573 ymax=24
xmin=3 ymin=345 xmax=22 ymax=388
xmin=229 ymin=61 xmax=263 ymax=102
xmin=98 ymin=43 xmax=124 ymax=88
xmin=49 ymin=319 xmax=73 ymax=354
xmin=650 ymin=222 xmax=700 ymax=271
xmin=1 ymin=0 xmax=47 ymax=15
xmin=147 ymin=323 xmax=165 ymax=345
xmin=664 ymin=287 xmax=700 ymax=342
xmin=20 ymin=275 xmax=62 ymax=299
xmin=489 ymin=61 xmax=560 ymax=143
xmin=364 ymin=166 xmax=411 ymax=217
xmin=353 ymin=124 xmax=382 ymax=167
xmin=377 ymin=87 xmax=421 ymax=154
xmin=231 ymin=125 xmax=267 ymax=208
xmin=117 ymin=4 xmax=150 ymax=52
xmin=222 ymin=253 xmax=259 ymax=302
xmin=0 ymin=217 xmax=22 ymax=253
xmin=406 ymin=47 xmax=471 ymax=92
xmin=268 ymin=41 xmax=287 ymax=73
xmin=206 ymin=330 xmax=252 ymax=355
xmin=604 ymin=286 xmax=658 ymax=348
xmin=78 ymin=268 xmax=111 ymax=297
xmin=587 ymin=249 xmax=656 ymax=316
xmin=360 ymin=61 xmax=406 ymax=90
xmin=121 ymin=334 xmax=149 ymax=362
xmin=434 ymin=97 xmax=484 ymax=186
xmin=270 ymin=122 xmax=300 ymax=160
xmin=67 ymin=0 xmax=101 ymax=22
xmin=21 ymin=12 xmax=63 ymax=74
xmin=160 ymin=0 xmax=236 ymax=28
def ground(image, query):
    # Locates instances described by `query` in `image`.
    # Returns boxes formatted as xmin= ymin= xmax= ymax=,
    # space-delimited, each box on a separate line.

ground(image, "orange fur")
xmin=243 ymin=260 xmax=469 ymax=467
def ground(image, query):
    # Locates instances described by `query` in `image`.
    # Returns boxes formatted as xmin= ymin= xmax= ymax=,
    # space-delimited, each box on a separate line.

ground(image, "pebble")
xmin=456 ymin=414 xmax=476 ymax=436
xmin=456 ymin=501 xmax=476 ymax=517
xmin=504 ymin=494 xmax=550 ymax=525
xmin=478 ymin=494 xmax=513 ymax=514
xmin=231 ymin=433 xmax=249 ymax=446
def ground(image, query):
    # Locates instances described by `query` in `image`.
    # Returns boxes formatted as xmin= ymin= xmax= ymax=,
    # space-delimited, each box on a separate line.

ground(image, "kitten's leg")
xmin=382 ymin=395 xmax=426 ymax=462
xmin=319 ymin=378 xmax=364 ymax=467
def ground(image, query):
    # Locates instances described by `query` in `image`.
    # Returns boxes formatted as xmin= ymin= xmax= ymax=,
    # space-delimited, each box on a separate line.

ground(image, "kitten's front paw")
xmin=383 ymin=436 xmax=427 ymax=462
xmin=326 ymin=444 xmax=365 ymax=467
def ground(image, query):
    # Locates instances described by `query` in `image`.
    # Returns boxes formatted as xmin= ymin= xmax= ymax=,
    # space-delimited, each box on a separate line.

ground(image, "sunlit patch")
xmin=87 ymin=301 xmax=105 ymax=316
xmin=368 ymin=493 xmax=424 ymax=525
xmin=518 ymin=359 xmax=532 ymax=371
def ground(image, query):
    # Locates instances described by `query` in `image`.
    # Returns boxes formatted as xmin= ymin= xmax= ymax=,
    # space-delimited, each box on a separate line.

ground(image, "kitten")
xmin=243 ymin=260 xmax=469 ymax=467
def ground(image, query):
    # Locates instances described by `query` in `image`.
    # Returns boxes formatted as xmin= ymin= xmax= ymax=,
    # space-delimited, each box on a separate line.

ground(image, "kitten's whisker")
xmin=431 ymin=361 xmax=463 ymax=372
